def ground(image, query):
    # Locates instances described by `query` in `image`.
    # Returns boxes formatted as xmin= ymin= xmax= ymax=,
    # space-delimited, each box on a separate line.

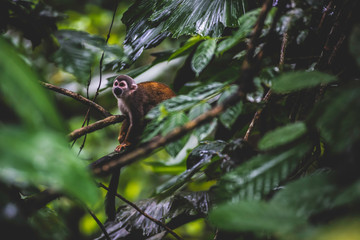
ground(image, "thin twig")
xmin=75 ymin=71 xmax=93 ymax=152
xmin=40 ymin=82 xmax=111 ymax=117
xmin=244 ymin=90 xmax=272 ymax=141
xmin=87 ymin=207 xmax=111 ymax=240
xmin=98 ymin=183 xmax=184 ymax=240
xmin=68 ymin=115 xmax=124 ymax=141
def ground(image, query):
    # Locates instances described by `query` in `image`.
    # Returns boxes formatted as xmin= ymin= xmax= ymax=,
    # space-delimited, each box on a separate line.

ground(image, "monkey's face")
xmin=112 ymin=75 xmax=138 ymax=99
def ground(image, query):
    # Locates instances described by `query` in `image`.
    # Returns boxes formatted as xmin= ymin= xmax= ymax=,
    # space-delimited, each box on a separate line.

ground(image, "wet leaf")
xmin=186 ymin=140 xmax=227 ymax=169
xmin=122 ymin=0 xmax=246 ymax=61
xmin=163 ymin=112 xmax=190 ymax=157
xmin=272 ymin=71 xmax=337 ymax=93
xmin=258 ymin=122 xmax=307 ymax=150
xmin=191 ymin=38 xmax=217 ymax=75
xmin=218 ymin=85 xmax=243 ymax=129
xmin=189 ymin=103 xmax=217 ymax=140
xmin=216 ymin=8 xmax=260 ymax=54
xmin=97 ymin=191 xmax=210 ymax=239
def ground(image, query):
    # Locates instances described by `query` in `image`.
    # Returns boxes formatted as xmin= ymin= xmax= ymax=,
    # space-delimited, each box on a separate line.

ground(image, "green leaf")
xmin=216 ymin=142 xmax=312 ymax=202
xmin=191 ymin=39 xmax=217 ymax=75
xmin=158 ymin=141 xmax=226 ymax=194
xmin=146 ymin=95 xmax=197 ymax=119
xmin=169 ymin=36 xmax=205 ymax=60
xmin=258 ymin=122 xmax=307 ymax=150
xmin=315 ymin=84 xmax=360 ymax=152
xmin=122 ymin=0 xmax=247 ymax=61
xmin=188 ymin=82 xmax=224 ymax=100
xmin=216 ymin=8 xmax=260 ymax=54
xmin=0 ymin=37 xmax=63 ymax=132
xmin=163 ymin=112 xmax=190 ymax=157
xmin=189 ymin=103 xmax=217 ymax=140
xmin=218 ymin=85 xmax=243 ymax=129
xmin=0 ymin=128 xmax=99 ymax=205
xmin=0 ymin=37 xmax=99 ymax=205
xmin=272 ymin=71 xmax=337 ymax=93
xmin=209 ymin=201 xmax=306 ymax=234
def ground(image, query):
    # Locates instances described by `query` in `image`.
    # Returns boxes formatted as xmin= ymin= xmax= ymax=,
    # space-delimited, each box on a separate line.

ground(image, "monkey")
xmin=106 ymin=75 xmax=175 ymax=221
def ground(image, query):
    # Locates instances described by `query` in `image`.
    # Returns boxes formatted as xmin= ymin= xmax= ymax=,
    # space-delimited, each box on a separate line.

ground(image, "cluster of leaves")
xmin=1 ymin=0 xmax=360 ymax=239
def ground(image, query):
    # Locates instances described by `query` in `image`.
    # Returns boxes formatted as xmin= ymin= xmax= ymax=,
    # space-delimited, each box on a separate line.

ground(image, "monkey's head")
xmin=112 ymin=75 xmax=138 ymax=99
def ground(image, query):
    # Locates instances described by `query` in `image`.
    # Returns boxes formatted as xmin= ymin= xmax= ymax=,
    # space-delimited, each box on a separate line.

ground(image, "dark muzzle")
xmin=114 ymin=87 xmax=122 ymax=96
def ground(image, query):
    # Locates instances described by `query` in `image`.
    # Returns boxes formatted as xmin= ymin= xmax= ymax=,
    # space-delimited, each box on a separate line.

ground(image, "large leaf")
xmin=0 ymin=37 xmax=63 ymax=131
xmin=272 ymin=71 xmax=337 ymax=93
xmin=191 ymin=38 xmax=217 ymax=75
xmin=96 ymin=191 xmax=210 ymax=239
xmin=122 ymin=0 xmax=247 ymax=61
xmin=0 ymin=38 xmax=99 ymax=205
xmin=0 ymin=128 xmax=99 ymax=205
xmin=258 ymin=122 xmax=307 ymax=151
xmin=216 ymin=142 xmax=312 ymax=202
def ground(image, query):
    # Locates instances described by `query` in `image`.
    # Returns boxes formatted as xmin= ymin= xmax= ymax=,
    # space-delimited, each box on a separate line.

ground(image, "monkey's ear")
xmin=130 ymin=83 xmax=138 ymax=90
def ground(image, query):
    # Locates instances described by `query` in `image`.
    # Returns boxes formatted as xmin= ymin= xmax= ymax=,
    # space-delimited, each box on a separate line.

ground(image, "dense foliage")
xmin=1 ymin=0 xmax=360 ymax=239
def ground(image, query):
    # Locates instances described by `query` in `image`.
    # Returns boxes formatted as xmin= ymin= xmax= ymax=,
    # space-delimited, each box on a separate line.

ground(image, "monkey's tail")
xmin=105 ymin=168 xmax=120 ymax=221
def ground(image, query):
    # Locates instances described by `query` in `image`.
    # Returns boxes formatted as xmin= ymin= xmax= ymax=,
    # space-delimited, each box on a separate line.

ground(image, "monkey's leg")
xmin=105 ymin=167 xmax=120 ymax=221
xmin=115 ymin=118 xmax=130 ymax=152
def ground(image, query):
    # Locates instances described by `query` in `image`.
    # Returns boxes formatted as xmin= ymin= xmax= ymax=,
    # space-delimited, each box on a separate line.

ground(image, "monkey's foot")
xmin=114 ymin=141 xmax=131 ymax=152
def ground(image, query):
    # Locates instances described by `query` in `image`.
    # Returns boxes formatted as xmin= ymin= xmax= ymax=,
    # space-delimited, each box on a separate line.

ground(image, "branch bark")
xmin=40 ymin=82 xmax=112 ymax=117
xmin=68 ymin=115 xmax=124 ymax=141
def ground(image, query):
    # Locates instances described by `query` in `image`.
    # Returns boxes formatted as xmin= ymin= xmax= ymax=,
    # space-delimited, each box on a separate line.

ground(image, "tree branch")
xmin=98 ymin=183 xmax=184 ymax=240
xmin=68 ymin=115 xmax=124 ymax=141
xmin=40 ymin=82 xmax=112 ymax=117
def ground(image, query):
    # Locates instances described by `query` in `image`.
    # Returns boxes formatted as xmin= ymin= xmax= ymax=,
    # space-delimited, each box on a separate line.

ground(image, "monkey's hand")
xmin=114 ymin=141 xmax=131 ymax=152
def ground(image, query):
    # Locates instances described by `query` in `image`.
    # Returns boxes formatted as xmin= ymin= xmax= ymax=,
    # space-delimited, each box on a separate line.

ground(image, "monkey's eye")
xmin=119 ymin=81 xmax=126 ymax=87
